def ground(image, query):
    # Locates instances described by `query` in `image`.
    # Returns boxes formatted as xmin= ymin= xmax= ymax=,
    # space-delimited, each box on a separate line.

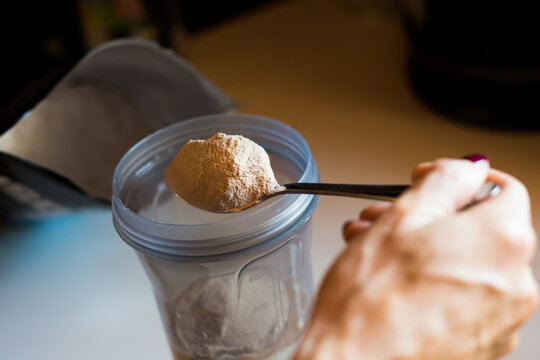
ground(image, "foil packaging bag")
xmin=0 ymin=39 xmax=235 ymax=219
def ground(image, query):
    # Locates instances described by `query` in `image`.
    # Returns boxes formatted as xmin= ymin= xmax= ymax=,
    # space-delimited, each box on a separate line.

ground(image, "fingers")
xmin=360 ymin=203 xmax=392 ymax=221
xmin=471 ymin=168 xmax=533 ymax=220
xmin=343 ymin=203 xmax=392 ymax=243
xmin=389 ymin=158 xmax=490 ymax=231
xmin=463 ymin=168 xmax=536 ymax=265
xmin=393 ymin=168 xmax=536 ymax=287
xmin=411 ymin=161 xmax=435 ymax=184
xmin=343 ymin=220 xmax=372 ymax=243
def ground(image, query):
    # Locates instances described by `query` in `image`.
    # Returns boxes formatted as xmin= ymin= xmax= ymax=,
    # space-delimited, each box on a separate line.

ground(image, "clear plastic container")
xmin=112 ymin=114 xmax=320 ymax=360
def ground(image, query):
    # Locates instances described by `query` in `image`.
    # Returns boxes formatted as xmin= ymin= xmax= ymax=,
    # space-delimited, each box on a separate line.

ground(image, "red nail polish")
xmin=462 ymin=153 xmax=488 ymax=163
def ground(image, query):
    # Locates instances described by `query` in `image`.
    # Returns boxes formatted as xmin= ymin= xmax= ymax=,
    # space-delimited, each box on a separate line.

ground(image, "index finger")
xmin=387 ymin=158 xmax=490 ymax=232
xmin=469 ymin=168 xmax=532 ymax=220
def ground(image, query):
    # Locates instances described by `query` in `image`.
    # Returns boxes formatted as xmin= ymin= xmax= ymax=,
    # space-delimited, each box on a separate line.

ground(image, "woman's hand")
xmin=294 ymin=157 xmax=538 ymax=360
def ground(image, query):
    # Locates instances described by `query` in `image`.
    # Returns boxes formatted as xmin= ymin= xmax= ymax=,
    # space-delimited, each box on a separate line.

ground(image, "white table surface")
xmin=2 ymin=0 xmax=540 ymax=359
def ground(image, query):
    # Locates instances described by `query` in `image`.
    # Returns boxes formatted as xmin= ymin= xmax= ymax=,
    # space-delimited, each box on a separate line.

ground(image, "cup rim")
xmin=112 ymin=114 xmax=319 ymax=259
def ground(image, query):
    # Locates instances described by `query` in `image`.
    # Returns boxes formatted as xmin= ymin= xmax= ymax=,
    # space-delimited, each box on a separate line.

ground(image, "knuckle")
xmin=430 ymin=159 xmax=464 ymax=183
xmin=497 ymin=220 xmax=537 ymax=261
xmin=517 ymin=225 xmax=537 ymax=256
xmin=387 ymin=200 xmax=410 ymax=229
xmin=508 ymin=177 xmax=531 ymax=205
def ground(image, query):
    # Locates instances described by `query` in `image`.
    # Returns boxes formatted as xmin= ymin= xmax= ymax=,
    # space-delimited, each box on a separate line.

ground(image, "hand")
xmin=294 ymin=157 xmax=538 ymax=360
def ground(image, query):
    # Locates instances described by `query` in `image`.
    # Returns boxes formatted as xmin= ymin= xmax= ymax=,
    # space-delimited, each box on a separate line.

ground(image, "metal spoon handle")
xmin=272 ymin=182 xmax=499 ymax=203
xmin=277 ymin=183 xmax=410 ymax=201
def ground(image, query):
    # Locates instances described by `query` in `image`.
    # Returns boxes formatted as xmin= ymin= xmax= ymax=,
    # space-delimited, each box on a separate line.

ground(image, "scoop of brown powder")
xmin=165 ymin=133 xmax=279 ymax=212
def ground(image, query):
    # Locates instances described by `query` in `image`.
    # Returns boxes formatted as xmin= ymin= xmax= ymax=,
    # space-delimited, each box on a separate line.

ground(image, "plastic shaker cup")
xmin=112 ymin=114 xmax=320 ymax=359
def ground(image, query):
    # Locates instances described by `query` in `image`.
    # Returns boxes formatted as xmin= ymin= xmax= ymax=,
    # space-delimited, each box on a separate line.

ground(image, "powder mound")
xmin=165 ymin=133 xmax=280 ymax=212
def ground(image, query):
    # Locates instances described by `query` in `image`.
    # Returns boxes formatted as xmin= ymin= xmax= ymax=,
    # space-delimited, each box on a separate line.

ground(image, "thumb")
xmin=391 ymin=158 xmax=490 ymax=231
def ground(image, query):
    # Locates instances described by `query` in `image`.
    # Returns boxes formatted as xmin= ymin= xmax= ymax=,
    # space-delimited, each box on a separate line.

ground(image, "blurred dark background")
xmin=399 ymin=0 xmax=540 ymax=130
xmin=1 ymin=0 xmax=540 ymax=132
xmin=0 ymin=0 xmax=281 ymax=135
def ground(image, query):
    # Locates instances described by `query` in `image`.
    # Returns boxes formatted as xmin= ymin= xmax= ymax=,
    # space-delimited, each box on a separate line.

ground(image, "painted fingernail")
xmin=462 ymin=153 xmax=488 ymax=163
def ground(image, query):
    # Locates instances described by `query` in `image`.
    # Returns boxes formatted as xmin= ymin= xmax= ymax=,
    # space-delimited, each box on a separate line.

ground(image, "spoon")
xmin=213 ymin=181 xmax=500 ymax=213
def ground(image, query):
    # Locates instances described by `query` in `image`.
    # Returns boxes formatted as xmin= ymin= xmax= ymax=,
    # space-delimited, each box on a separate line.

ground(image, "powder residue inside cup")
xmin=165 ymin=133 xmax=280 ymax=212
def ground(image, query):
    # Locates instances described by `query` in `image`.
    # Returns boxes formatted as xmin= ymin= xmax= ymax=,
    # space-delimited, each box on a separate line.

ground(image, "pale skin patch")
xmin=294 ymin=159 xmax=538 ymax=360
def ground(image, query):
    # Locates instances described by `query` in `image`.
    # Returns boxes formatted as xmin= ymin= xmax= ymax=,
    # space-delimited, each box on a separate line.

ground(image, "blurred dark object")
xmin=0 ymin=0 xmax=278 ymax=136
xmin=1 ymin=0 xmax=189 ymax=137
xmin=0 ymin=153 xmax=107 ymax=221
xmin=77 ymin=0 xmax=185 ymax=52
xmin=0 ymin=39 xmax=234 ymax=220
xmin=399 ymin=0 xmax=540 ymax=130
xmin=177 ymin=0 xmax=282 ymax=34
xmin=1 ymin=1 xmax=86 ymax=135
xmin=0 ymin=0 xmax=266 ymax=221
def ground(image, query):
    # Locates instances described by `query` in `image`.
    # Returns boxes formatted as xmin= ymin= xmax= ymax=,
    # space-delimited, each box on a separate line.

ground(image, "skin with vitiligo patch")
xmin=294 ymin=159 xmax=538 ymax=360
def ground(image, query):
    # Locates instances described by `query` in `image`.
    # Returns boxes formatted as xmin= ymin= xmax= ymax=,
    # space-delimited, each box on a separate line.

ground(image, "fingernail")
xmin=462 ymin=153 xmax=488 ymax=163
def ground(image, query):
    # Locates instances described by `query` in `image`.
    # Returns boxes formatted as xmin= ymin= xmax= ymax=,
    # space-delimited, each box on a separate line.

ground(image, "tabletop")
xmin=2 ymin=0 xmax=540 ymax=359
